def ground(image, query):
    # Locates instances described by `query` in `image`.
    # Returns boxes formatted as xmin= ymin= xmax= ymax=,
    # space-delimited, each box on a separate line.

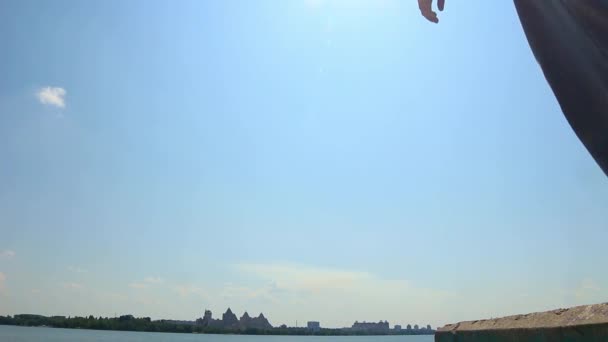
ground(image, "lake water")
xmin=0 ymin=325 xmax=434 ymax=342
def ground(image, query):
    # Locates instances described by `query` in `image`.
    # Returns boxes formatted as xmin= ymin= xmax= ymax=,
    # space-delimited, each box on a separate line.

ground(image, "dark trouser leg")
xmin=514 ymin=0 xmax=608 ymax=177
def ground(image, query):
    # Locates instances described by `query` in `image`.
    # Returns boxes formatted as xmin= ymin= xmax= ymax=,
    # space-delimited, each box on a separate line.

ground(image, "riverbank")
xmin=0 ymin=315 xmax=434 ymax=336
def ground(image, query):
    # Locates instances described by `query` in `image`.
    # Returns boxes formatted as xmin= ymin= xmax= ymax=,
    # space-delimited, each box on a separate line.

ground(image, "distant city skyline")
xmin=192 ymin=307 xmax=433 ymax=331
xmin=1 ymin=0 xmax=607 ymax=329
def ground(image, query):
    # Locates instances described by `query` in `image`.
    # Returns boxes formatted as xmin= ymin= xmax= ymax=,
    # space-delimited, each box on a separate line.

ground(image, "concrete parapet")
xmin=436 ymin=303 xmax=608 ymax=342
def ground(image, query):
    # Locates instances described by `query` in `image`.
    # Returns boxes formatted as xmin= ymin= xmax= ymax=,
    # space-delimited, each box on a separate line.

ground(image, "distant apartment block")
xmin=307 ymin=321 xmax=320 ymax=332
xmin=351 ymin=321 xmax=390 ymax=332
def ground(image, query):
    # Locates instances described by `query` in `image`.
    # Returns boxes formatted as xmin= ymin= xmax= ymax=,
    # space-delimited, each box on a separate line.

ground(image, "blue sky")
xmin=1 ymin=0 xmax=607 ymax=329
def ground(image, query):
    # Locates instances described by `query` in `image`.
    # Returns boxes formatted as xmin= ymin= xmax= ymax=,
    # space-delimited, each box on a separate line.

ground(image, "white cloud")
xmin=67 ymin=266 xmax=88 ymax=273
xmin=36 ymin=86 xmax=66 ymax=108
xmin=129 ymin=277 xmax=164 ymax=290
xmin=220 ymin=282 xmax=280 ymax=303
xmin=105 ymin=292 xmax=128 ymax=301
xmin=0 ymin=250 xmax=15 ymax=259
xmin=236 ymin=263 xmax=369 ymax=293
xmin=144 ymin=276 xmax=163 ymax=284
xmin=63 ymin=282 xmax=83 ymax=290
xmin=174 ymin=285 xmax=208 ymax=299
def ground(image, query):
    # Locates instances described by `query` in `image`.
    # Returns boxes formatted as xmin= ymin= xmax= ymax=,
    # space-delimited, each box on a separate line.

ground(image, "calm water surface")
xmin=0 ymin=326 xmax=434 ymax=342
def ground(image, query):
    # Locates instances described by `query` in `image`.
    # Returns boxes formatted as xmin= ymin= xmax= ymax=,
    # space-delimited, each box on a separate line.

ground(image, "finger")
xmin=424 ymin=12 xmax=439 ymax=23
xmin=438 ymin=0 xmax=445 ymax=11
xmin=418 ymin=0 xmax=438 ymax=23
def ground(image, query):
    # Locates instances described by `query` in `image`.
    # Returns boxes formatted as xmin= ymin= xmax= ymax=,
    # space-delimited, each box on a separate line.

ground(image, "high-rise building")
xmin=307 ymin=321 xmax=321 ymax=332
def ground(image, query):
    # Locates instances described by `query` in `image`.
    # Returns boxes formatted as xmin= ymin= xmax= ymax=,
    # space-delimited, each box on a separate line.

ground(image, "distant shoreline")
xmin=0 ymin=315 xmax=435 ymax=336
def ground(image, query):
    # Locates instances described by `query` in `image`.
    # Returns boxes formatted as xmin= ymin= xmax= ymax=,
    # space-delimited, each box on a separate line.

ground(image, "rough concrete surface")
xmin=436 ymin=303 xmax=608 ymax=342
xmin=438 ymin=303 xmax=608 ymax=332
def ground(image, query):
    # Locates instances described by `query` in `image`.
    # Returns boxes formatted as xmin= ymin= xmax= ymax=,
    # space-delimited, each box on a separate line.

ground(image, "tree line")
xmin=0 ymin=314 xmax=434 ymax=335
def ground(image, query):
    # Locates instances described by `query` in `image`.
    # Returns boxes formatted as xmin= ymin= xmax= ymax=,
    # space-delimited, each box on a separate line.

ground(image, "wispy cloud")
xmin=105 ymin=292 xmax=128 ymax=301
xmin=129 ymin=276 xmax=164 ymax=290
xmin=0 ymin=250 xmax=15 ymax=259
xmin=235 ymin=263 xmax=373 ymax=293
xmin=36 ymin=86 xmax=66 ymax=108
xmin=174 ymin=285 xmax=208 ymax=299
xmin=144 ymin=276 xmax=163 ymax=284
xmin=67 ymin=266 xmax=88 ymax=273
xmin=233 ymin=262 xmax=452 ymax=327
xmin=220 ymin=282 xmax=280 ymax=302
xmin=63 ymin=282 xmax=83 ymax=290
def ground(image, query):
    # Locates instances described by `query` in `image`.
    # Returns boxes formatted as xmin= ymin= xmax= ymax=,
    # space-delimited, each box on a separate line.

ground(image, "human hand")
xmin=418 ymin=0 xmax=445 ymax=23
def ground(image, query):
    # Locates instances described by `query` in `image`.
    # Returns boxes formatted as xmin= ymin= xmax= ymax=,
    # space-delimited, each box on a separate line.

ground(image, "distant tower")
xmin=198 ymin=309 xmax=213 ymax=327
xmin=222 ymin=308 xmax=239 ymax=327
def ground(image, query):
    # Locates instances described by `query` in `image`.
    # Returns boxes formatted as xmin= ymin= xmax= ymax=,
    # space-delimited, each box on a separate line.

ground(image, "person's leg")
xmin=514 ymin=0 xmax=608 ymax=176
